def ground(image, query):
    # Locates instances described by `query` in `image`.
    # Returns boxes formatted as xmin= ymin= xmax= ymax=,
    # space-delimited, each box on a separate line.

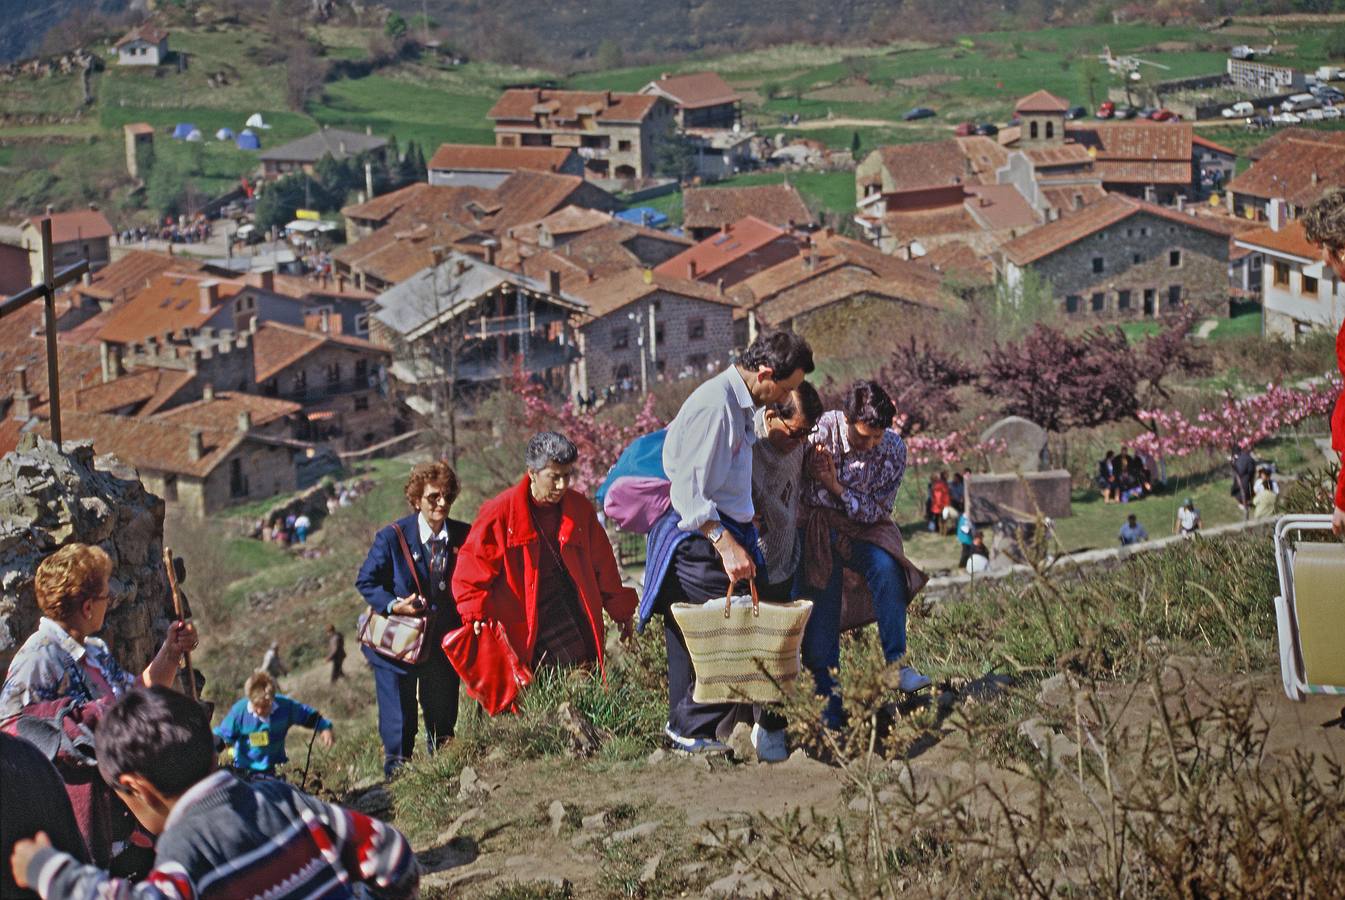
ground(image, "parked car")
xmin=1282 ymin=93 xmax=1321 ymax=112
xmin=904 ymin=107 xmax=937 ymax=121
xmin=954 ymin=121 xmax=976 ymax=136
xmin=974 ymin=122 xmax=1000 ymax=136
xmin=1065 ymin=105 xmax=1087 ymax=120
xmin=1300 ymin=108 xmax=1326 ymax=122
xmin=1150 ymin=108 xmax=1178 ymax=121
xmin=1113 ymin=105 xmax=1137 ymax=119
xmin=1138 ymin=106 xmax=1158 ymax=119
xmin=1096 ymin=101 xmax=1115 ymax=119
xmin=1321 ymin=106 xmax=1342 ymax=119
xmin=1315 ymin=87 xmax=1344 ymax=103
xmin=1271 ymin=112 xmax=1303 ymax=125
xmin=1222 ymin=101 xmax=1255 ymax=118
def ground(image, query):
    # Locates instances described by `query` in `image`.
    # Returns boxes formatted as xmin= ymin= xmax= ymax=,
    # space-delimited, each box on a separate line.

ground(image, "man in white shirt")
xmin=654 ymin=331 xmax=814 ymax=758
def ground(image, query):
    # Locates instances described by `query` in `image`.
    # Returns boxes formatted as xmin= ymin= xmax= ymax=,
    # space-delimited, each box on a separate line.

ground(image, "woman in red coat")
xmin=1303 ymin=190 xmax=1345 ymax=535
xmin=452 ymin=432 xmax=637 ymax=683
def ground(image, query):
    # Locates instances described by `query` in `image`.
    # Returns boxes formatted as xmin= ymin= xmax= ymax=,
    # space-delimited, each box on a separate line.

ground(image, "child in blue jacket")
xmin=215 ymin=671 xmax=333 ymax=777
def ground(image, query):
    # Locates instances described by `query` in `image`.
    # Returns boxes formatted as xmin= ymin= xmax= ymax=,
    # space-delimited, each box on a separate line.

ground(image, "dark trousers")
xmin=329 ymin=656 xmax=344 ymax=682
xmin=371 ymin=649 xmax=459 ymax=776
xmin=658 ymin=534 xmax=786 ymax=739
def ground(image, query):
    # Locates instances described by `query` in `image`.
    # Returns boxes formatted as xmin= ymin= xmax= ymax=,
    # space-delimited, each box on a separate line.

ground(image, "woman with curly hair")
xmin=355 ymin=460 xmax=469 ymax=777
xmin=1302 ymin=189 xmax=1345 ymax=536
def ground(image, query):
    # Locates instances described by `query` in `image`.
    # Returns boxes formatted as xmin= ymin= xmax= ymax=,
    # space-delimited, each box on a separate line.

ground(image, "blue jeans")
xmin=802 ymin=536 xmax=909 ymax=729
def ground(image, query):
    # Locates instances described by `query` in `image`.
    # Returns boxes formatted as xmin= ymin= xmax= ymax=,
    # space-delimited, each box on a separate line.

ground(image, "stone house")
xmin=427 ymin=144 xmax=583 ymax=187
xmin=998 ymin=194 xmax=1248 ymax=318
xmin=682 ymin=183 xmax=815 ymax=241
xmin=654 ymin=217 xmax=802 ymax=290
xmin=640 ymin=72 xmax=741 ymax=131
xmin=1225 ymin=131 xmax=1345 ymax=222
xmin=251 ymin=321 xmax=394 ymax=451
xmin=488 ymin=89 xmax=675 ymax=180
xmin=258 ymin=127 xmax=388 ymax=179
xmin=32 ymin=410 xmax=308 ymax=518
xmin=0 ymin=240 xmax=30 ymax=294
xmin=113 ymin=23 xmax=169 ymax=66
xmin=19 ymin=208 xmax=114 ymax=285
xmin=1234 ymin=221 xmax=1344 ymax=339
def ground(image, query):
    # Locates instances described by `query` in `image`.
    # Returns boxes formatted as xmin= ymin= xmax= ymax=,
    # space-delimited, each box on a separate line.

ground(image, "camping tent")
xmin=215 ymin=127 xmax=235 ymax=141
xmin=185 ymin=129 xmax=204 ymax=142
xmin=236 ymin=130 xmax=260 ymax=150
xmin=172 ymin=123 xmax=197 ymax=140
xmin=245 ymin=113 xmax=270 ymax=130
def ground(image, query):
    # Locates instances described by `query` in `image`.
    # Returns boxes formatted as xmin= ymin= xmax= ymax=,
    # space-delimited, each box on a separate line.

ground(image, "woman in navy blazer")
xmin=355 ymin=460 xmax=470 ymax=777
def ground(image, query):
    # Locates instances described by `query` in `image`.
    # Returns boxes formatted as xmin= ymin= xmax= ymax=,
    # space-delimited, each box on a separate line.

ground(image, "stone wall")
xmin=0 ymin=437 xmax=174 ymax=673
xmin=578 ymin=290 xmax=735 ymax=392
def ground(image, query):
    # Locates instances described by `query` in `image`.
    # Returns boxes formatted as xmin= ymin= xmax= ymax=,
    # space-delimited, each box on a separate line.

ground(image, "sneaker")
xmin=664 ymin=723 xmax=728 ymax=753
xmin=750 ymin=723 xmax=789 ymax=763
xmin=897 ymin=665 xmax=932 ymax=694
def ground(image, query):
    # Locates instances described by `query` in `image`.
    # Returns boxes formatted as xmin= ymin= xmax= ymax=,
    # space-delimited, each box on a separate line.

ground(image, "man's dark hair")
xmin=739 ymin=331 xmax=815 ymax=379
xmin=770 ymin=380 xmax=823 ymax=427
xmin=843 ymin=380 xmax=896 ymax=429
xmin=1303 ymin=188 xmax=1345 ymax=251
xmin=525 ymin=431 xmax=578 ymax=471
xmin=97 ymin=687 xmax=214 ymax=797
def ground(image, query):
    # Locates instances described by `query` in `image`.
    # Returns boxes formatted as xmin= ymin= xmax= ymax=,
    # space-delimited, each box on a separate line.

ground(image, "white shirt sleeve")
xmin=664 ymin=400 xmax=735 ymax=532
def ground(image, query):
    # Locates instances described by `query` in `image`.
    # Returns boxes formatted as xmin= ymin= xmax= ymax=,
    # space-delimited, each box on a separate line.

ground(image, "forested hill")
xmin=0 ymin=0 xmax=130 ymax=64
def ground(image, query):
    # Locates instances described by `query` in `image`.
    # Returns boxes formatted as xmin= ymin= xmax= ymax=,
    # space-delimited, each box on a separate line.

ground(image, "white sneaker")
xmin=750 ymin=723 xmax=789 ymax=763
xmin=664 ymin=723 xmax=728 ymax=753
xmin=897 ymin=665 xmax=932 ymax=694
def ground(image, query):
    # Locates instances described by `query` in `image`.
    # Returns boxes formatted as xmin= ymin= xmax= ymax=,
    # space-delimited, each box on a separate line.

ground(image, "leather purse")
xmin=357 ymin=525 xmax=431 ymax=666
xmin=442 ymin=620 xmax=533 ymax=716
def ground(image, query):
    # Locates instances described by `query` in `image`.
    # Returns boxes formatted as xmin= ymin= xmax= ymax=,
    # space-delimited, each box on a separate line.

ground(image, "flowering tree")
xmin=1130 ymin=379 xmax=1342 ymax=460
xmin=873 ymin=335 xmax=979 ymax=435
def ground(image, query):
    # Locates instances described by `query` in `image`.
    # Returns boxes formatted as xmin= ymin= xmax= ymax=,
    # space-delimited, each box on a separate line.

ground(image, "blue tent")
xmin=235 ymin=129 xmax=260 ymax=151
xmin=215 ymin=127 xmax=235 ymax=141
xmin=172 ymin=123 xmax=197 ymax=140
xmin=615 ymin=207 xmax=669 ymax=229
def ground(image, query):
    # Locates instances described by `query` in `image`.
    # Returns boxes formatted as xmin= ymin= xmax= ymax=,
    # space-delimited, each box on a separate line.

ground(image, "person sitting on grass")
xmin=1301 ymin=187 xmax=1345 ymax=538
xmin=8 ymin=687 xmax=418 ymax=900
xmin=214 ymin=671 xmax=334 ymax=780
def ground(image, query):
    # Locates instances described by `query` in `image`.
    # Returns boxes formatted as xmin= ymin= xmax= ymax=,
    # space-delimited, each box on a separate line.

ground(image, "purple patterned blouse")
xmin=804 ymin=410 xmax=908 ymax=524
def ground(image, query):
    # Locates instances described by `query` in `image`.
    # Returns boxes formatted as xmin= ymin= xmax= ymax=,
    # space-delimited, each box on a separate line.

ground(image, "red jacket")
xmin=1333 ymin=322 xmax=1345 ymax=511
xmin=452 ymin=477 xmax=637 ymax=679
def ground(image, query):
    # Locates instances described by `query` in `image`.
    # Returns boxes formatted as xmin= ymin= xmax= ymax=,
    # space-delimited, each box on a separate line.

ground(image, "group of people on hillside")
xmin=921 ymin=470 xmax=992 ymax=573
xmin=2 ymin=187 xmax=1343 ymax=900
xmin=1097 ymin=447 xmax=1153 ymax=503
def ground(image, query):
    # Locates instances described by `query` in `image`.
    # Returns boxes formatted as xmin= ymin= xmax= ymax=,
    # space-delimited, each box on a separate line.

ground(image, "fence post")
xmin=41 ymin=218 xmax=62 ymax=448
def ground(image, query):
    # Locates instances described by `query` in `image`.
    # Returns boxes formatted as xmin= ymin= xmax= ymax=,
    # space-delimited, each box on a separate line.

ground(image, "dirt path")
xmin=785 ymin=116 xmax=945 ymax=130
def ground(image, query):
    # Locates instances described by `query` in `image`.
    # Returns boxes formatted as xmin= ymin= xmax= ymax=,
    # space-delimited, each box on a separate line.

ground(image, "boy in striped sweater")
xmin=8 ymin=687 xmax=419 ymax=900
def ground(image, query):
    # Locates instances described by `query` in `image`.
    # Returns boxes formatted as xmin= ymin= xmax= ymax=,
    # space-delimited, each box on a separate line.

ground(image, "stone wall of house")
xmin=199 ymin=442 xmax=297 ymax=516
xmin=1030 ymin=212 xmax=1230 ymax=318
xmin=0 ymin=437 xmax=175 ymax=673
xmin=787 ymin=294 xmax=949 ymax=362
xmin=579 ymin=291 xmax=735 ymax=391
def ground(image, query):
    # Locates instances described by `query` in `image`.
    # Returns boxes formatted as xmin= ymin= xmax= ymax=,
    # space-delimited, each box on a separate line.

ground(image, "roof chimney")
xmin=1311 ymin=171 xmax=1319 ymax=185
xmin=11 ymin=365 xmax=32 ymax=419
xmin=1074 ymin=193 xmax=1084 ymax=211
xmin=259 ymin=269 xmax=274 ymax=292
xmin=237 ymin=410 xmax=252 ymax=432
xmin=1176 ymin=194 xmax=1186 ymax=212
xmin=483 ymin=240 xmax=497 ymax=266
xmin=45 ymin=204 xmax=54 ymax=217
xmin=1268 ymin=198 xmax=1287 ymax=232
xmin=203 ymin=383 xmax=215 ymax=402
xmin=604 ymin=89 xmax=613 ymax=105
xmin=716 ymin=277 xmax=724 ymax=296
xmin=187 ymin=428 xmax=204 ymax=462
xmin=547 ymin=269 xmax=561 ymax=295
xmin=687 ymin=259 xmax=698 ymax=279
xmin=199 ymin=281 xmax=219 ymax=313
xmin=1143 ymin=185 xmax=1156 ymax=204
xmin=320 ymin=309 xmax=331 ymax=333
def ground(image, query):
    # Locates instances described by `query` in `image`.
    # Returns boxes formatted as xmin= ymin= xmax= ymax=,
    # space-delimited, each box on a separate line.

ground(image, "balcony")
xmin=268 ymin=379 xmax=379 ymax=404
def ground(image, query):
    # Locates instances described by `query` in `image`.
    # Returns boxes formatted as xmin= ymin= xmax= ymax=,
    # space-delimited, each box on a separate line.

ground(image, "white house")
xmin=114 ymin=24 xmax=169 ymax=67
xmin=1235 ymin=221 xmax=1344 ymax=339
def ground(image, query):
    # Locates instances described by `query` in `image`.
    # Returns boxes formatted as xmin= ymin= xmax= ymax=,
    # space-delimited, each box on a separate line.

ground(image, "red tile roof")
xmin=1067 ymin=121 xmax=1192 ymax=161
xmin=920 ymin=241 xmax=995 ymax=284
xmin=1001 ymin=194 xmax=1252 ymax=266
xmin=682 ymin=183 xmax=815 ymax=231
xmin=114 ymin=23 xmax=168 ymax=48
xmin=1233 ymin=221 xmax=1324 ymax=262
xmin=561 ymin=267 xmax=737 ymax=320
xmin=654 ymin=217 xmax=796 ymax=282
xmin=73 ymin=368 xmax=175 ymax=414
xmin=92 ymin=273 xmax=245 ymax=345
xmin=870 ymin=140 xmax=976 ymax=193
xmin=428 ymin=143 xmax=577 ymax=173
xmin=31 ymin=411 xmax=254 ymax=479
xmin=1226 ymin=131 xmax=1345 ymax=207
xmin=1040 ymin=184 xmax=1109 ymax=215
xmin=76 ymin=250 xmax=205 ymax=305
xmin=488 ymin=89 xmax=662 ymax=124
xmin=965 ymin=185 xmax=1040 ymax=230
xmin=252 ymin=321 xmax=387 ymax=384
xmin=644 ymin=72 xmax=741 ymax=109
xmin=20 ymin=209 xmax=114 ymax=245
xmin=1016 ymin=90 xmax=1070 ymax=114
xmin=881 ymin=205 xmax=982 ymax=240
xmin=152 ymin=391 xmax=302 ymax=429
xmin=123 ymin=122 xmax=155 ymax=136
xmin=1025 ymin=144 xmax=1094 ymax=168
xmin=1191 ymin=134 xmax=1237 ymax=157
xmin=507 ymin=206 xmax=615 ymax=245
xmin=0 ymin=305 xmax=103 ymax=451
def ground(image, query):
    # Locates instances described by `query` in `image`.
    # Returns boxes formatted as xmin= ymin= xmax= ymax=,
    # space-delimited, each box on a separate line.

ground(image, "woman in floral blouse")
xmin=0 ymin=542 xmax=197 ymax=870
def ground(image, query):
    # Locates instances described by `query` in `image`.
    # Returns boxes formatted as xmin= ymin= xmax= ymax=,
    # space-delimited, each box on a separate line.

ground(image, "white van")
xmin=1222 ymin=101 xmax=1255 ymax=117
xmin=1317 ymin=66 xmax=1343 ymax=82
xmin=1282 ymin=93 xmax=1321 ymax=112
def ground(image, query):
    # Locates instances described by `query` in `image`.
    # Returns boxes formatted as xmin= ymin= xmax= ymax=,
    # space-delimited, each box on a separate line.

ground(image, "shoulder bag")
xmin=357 ymin=524 xmax=432 ymax=666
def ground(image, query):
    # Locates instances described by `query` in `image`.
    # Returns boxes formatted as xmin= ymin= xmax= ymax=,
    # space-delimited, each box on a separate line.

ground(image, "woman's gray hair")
xmin=525 ymin=431 xmax=578 ymax=471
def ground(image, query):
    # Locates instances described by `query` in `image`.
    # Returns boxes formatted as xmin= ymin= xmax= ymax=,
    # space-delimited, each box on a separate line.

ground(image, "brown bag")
xmin=357 ymin=525 xmax=431 ymax=666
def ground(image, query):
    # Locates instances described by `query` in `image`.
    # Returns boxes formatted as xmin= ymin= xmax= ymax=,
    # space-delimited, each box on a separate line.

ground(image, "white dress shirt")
xmin=663 ymin=365 xmax=757 ymax=531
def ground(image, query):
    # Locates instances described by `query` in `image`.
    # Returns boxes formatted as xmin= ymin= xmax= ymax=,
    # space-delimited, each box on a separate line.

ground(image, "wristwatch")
xmin=706 ymin=523 xmax=726 ymax=545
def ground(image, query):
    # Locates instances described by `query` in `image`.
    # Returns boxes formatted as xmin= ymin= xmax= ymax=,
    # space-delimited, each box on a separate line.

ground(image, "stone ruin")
xmin=0 ymin=436 xmax=175 ymax=673
xmin=966 ymin=416 xmax=1073 ymax=526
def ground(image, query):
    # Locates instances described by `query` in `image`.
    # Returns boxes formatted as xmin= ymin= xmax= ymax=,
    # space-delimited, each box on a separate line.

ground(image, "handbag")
xmin=357 ymin=524 xmax=431 ymax=666
xmin=442 ymin=620 xmax=533 ymax=716
xmin=671 ymin=580 xmax=813 ymax=705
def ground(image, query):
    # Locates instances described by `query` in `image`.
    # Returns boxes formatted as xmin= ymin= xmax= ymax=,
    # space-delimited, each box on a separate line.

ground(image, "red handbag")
xmin=442 ymin=621 xmax=533 ymax=716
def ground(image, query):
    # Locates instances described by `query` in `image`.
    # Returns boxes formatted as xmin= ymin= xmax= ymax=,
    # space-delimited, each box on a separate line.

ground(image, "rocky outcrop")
xmin=0 ymin=436 xmax=173 ymax=672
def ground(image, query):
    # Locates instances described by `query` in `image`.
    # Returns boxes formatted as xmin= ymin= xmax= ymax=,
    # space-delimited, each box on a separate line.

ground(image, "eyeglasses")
xmin=421 ymin=492 xmax=451 ymax=507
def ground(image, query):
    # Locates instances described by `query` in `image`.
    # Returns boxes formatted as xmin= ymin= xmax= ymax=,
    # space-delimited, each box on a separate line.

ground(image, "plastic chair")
xmin=1272 ymin=514 xmax=1345 ymax=701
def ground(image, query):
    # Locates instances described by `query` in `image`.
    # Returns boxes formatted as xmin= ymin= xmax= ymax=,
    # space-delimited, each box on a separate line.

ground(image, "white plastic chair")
xmin=1272 ymin=514 xmax=1345 ymax=701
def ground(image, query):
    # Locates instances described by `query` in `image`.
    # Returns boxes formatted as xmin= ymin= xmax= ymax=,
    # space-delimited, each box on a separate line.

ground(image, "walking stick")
xmin=162 ymin=547 xmax=198 ymax=701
